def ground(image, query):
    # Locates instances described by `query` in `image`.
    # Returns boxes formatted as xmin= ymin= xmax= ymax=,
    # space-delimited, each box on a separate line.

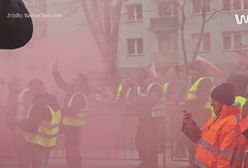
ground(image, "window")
xmin=244 ymin=0 xmax=248 ymax=9
xmin=158 ymin=32 xmax=178 ymax=52
xmin=158 ymin=2 xmax=178 ymax=16
xmin=234 ymin=0 xmax=241 ymax=10
xmin=192 ymin=0 xmax=201 ymax=13
xmin=222 ymin=31 xmax=242 ymax=50
xmin=192 ymin=0 xmax=210 ymax=13
xmin=223 ymin=0 xmax=231 ymax=11
xmin=234 ymin=33 xmax=242 ymax=48
xmin=202 ymin=0 xmax=210 ymax=12
xmin=126 ymin=4 xmax=142 ymax=21
xmin=223 ymin=35 xmax=232 ymax=49
xmin=127 ymin=38 xmax=143 ymax=56
xmin=192 ymin=33 xmax=211 ymax=51
xmin=223 ymin=0 xmax=248 ymax=11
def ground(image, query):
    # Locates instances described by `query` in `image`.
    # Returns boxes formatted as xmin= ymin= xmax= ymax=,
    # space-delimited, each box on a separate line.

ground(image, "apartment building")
xmin=116 ymin=0 xmax=248 ymax=71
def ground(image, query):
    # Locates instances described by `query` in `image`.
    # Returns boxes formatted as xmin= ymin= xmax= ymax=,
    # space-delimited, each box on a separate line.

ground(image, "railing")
xmin=0 ymin=104 xmax=189 ymax=168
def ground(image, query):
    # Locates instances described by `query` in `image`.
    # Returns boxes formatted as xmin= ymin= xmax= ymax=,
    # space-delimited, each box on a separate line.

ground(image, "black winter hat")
xmin=210 ymin=83 xmax=235 ymax=106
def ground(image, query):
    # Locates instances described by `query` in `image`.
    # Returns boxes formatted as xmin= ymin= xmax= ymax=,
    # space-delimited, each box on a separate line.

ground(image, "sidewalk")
xmin=48 ymin=159 xmax=188 ymax=168
xmin=2 ymin=158 xmax=188 ymax=168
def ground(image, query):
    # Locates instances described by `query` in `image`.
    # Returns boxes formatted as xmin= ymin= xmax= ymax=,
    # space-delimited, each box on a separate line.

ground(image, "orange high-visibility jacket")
xmin=237 ymin=116 xmax=248 ymax=135
xmin=235 ymin=116 xmax=248 ymax=168
xmin=194 ymin=105 xmax=241 ymax=168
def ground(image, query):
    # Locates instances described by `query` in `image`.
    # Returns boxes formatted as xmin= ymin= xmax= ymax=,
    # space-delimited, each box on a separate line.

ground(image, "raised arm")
xmin=52 ymin=62 xmax=71 ymax=92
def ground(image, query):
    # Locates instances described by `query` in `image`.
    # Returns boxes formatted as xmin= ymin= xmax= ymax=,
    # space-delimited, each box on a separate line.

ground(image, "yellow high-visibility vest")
xmin=136 ymin=86 xmax=141 ymax=97
xmin=115 ymin=84 xmax=123 ymax=100
xmin=124 ymin=87 xmax=132 ymax=100
xmin=162 ymin=82 xmax=169 ymax=95
xmin=186 ymin=77 xmax=214 ymax=116
xmin=25 ymin=106 xmax=61 ymax=148
xmin=185 ymin=77 xmax=213 ymax=101
xmin=235 ymin=96 xmax=248 ymax=153
xmin=151 ymin=97 xmax=165 ymax=118
xmin=146 ymin=82 xmax=162 ymax=93
xmin=96 ymin=93 xmax=104 ymax=101
xmin=16 ymin=88 xmax=29 ymax=121
xmin=63 ymin=92 xmax=88 ymax=127
xmin=146 ymin=82 xmax=165 ymax=118
xmin=235 ymin=96 xmax=247 ymax=108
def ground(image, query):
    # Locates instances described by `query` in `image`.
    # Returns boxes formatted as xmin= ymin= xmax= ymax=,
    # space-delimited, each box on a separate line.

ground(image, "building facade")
xmin=117 ymin=0 xmax=248 ymax=71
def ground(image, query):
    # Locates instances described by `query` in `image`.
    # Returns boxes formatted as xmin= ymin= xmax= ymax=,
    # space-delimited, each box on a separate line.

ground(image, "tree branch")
xmin=205 ymin=9 xmax=222 ymax=23
xmin=80 ymin=0 xmax=100 ymax=47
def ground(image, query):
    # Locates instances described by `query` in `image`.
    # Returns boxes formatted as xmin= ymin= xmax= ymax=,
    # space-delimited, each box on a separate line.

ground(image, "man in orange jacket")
xmin=182 ymin=83 xmax=244 ymax=168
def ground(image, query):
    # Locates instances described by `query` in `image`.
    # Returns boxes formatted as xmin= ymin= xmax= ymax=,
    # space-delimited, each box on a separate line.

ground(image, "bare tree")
xmin=177 ymin=0 xmax=189 ymax=68
xmin=191 ymin=1 xmax=222 ymax=60
xmin=173 ymin=0 xmax=222 ymax=69
xmin=80 ymin=0 xmax=125 ymax=81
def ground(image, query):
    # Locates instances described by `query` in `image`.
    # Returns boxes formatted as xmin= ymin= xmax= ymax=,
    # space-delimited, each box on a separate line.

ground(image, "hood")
xmin=221 ymin=104 xmax=241 ymax=117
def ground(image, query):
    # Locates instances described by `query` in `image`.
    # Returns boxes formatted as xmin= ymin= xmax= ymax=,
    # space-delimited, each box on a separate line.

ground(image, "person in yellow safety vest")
xmin=123 ymin=79 xmax=130 ymax=99
xmin=115 ymin=81 xmax=127 ymax=103
xmin=162 ymin=67 xmax=178 ymax=96
xmin=5 ymin=78 xmax=31 ymax=168
xmin=95 ymin=84 xmax=105 ymax=102
xmin=136 ymin=69 xmax=154 ymax=95
xmin=136 ymin=85 xmax=142 ymax=97
xmin=227 ymin=74 xmax=248 ymax=118
xmin=23 ymin=79 xmax=61 ymax=168
xmin=129 ymin=81 xmax=164 ymax=168
xmin=184 ymin=61 xmax=214 ymax=168
xmin=237 ymin=100 xmax=248 ymax=168
xmin=116 ymin=78 xmax=136 ymax=103
xmin=53 ymin=62 xmax=89 ymax=168
xmin=146 ymin=82 xmax=165 ymax=118
xmin=128 ymin=78 xmax=142 ymax=100
xmin=123 ymin=78 xmax=136 ymax=102
xmin=163 ymin=67 xmax=188 ymax=158
xmin=126 ymin=84 xmax=142 ymax=102
xmin=162 ymin=82 xmax=169 ymax=96
xmin=115 ymin=81 xmax=124 ymax=101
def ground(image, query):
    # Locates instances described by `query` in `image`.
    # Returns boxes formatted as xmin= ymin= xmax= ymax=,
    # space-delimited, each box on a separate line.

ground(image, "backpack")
xmin=0 ymin=0 xmax=33 ymax=49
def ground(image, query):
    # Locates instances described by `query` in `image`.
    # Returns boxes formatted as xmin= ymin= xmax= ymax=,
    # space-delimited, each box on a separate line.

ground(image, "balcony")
xmin=150 ymin=16 xmax=179 ymax=31
xmin=151 ymin=52 xmax=178 ymax=66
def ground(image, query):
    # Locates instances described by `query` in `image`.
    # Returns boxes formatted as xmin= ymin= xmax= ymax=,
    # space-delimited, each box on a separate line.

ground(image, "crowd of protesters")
xmin=0 ymin=50 xmax=247 ymax=168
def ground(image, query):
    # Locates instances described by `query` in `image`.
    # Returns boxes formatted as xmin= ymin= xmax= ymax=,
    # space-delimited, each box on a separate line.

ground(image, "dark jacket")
xmin=53 ymin=71 xmax=87 ymax=115
xmin=25 ymin=93 xmax=59 ymax=133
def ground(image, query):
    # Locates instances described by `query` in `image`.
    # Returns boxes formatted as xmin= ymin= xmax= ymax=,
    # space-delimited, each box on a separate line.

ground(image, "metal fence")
xmin=51 ymin=105 xmax=139 ymax=160
xmin=0 ymin=104 xmax=188 ymax=167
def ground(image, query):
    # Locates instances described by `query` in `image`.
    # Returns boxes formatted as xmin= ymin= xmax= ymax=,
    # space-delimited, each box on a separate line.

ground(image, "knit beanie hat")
xmin=210 ymin=83 xmax=235 ymax=106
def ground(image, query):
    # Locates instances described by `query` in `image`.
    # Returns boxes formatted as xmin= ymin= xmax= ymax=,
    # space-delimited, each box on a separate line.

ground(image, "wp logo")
xmin=235 ymin=14 xmax=248 ymax=25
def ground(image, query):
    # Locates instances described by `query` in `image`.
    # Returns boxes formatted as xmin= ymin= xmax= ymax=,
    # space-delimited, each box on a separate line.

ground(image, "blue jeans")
xmin=28 ymin=143 xmax=50 ymax=168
